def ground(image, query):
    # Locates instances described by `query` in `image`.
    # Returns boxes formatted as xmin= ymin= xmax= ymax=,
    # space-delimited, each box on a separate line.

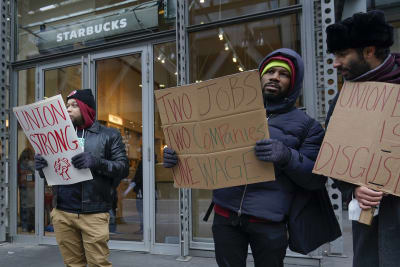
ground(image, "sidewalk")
xmin=0 ymin=211 xmax=353 ymax=267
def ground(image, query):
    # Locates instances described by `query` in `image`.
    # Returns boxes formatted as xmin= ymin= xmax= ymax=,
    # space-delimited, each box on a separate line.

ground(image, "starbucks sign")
xmin=37 ymin=4 xmax=158 ymax=51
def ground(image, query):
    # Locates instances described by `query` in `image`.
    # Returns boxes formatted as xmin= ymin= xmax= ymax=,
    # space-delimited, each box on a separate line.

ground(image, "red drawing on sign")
xmin=54 ymin=158 xmax=72 ymax=181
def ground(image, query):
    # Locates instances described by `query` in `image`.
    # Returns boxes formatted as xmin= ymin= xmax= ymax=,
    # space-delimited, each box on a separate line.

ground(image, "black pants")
xmin=212 ymin=213 xmax=287 ymax=267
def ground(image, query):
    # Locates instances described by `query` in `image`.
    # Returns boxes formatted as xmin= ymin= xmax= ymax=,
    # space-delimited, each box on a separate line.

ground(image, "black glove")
xmin=255 ymin=139 xmax=291 ymax=165
xmin=163 ymin=147 xmax=178 ymax=168
xmin=34 ymin=154 xmax=47 ymax=178
xmin=71 ymin=152 xmax=99 ymax=169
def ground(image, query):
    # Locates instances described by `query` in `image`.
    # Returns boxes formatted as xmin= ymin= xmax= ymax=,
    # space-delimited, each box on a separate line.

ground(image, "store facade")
xmin=1 ymin=0 xmax=399 ymax=263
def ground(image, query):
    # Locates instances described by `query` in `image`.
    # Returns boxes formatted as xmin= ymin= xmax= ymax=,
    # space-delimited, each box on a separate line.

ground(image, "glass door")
xmin=91 ymin=46 xmax=150 ymax=252
xmin=36 ymin=58 xmax=84 ymax=244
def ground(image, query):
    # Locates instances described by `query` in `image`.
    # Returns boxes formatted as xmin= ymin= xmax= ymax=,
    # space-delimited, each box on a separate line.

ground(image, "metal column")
xmin=318 ymin=0 xmax=344 ymax=255
xmin=176 ymin=0 xmax=191 ymax=261
xmin=0 ymin=0 xmax=10 ymax=242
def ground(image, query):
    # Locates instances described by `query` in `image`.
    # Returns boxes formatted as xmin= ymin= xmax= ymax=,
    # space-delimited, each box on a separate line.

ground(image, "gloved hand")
xmin=255 ymin=139 xmax=291 ymax=166
xmin=34 ymin=154 xmax=48 ymax=178
xmin=71 ymin=152 xmax=99 ymax=169
xmin=163 ymin=147 xmax=178 ymax=168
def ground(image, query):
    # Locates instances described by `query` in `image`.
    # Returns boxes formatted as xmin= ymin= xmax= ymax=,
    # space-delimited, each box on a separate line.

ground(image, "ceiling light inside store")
xmin=160 ymin=84 xmax=165 ymax=88
xmin=218 ymin=29 xmax=224 ymax=41
xmin=232 ymin=56 xmax=237 ymax=63
xmin=174 ymin=72 xmax=178 ymax=76
xmin=39 ymin=4 xmax=58 ymax=12
xmin=139 ymin=84 xmax=142 ymax=87
xmin=224 ymin=43 xmax=229 ymax=51
xmin=200 ymin=0 xmax=205 ymax=3
xmin=238 ymin=66 xmax=244 ymax=72
xmin=27 ymin=11 xmax=35 ymax=15
xmin=161 ymin=59 xmax=165 ymax=64
xmin=108 ymin=114 xmax=123 ymax=126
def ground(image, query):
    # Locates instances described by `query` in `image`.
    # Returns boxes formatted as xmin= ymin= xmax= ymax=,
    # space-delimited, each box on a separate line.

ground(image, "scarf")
xmin=75 ymin=99 xmax=96 ymax=130
xmin=352 ymin=53 xmax=400 ymax=84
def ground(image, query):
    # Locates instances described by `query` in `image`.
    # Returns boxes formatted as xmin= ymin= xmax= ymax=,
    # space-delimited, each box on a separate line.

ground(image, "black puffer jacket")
xmin=53 ymin=121 xmax=129 ymax=213
xmin=213 ymin=48 xmax=327 ymax=221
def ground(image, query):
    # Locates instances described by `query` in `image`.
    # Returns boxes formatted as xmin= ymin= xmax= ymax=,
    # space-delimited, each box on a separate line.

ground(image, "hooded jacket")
xmin=212 ymin=48 xmax=327 ymax=221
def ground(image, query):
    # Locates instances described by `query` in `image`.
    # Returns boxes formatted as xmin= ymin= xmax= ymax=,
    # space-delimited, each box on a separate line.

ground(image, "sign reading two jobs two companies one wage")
xmin=313 ymin=81 xmax=400 ymax=197
xmin=13 ymin=95 xmax=93 ymax=186
xmin=155 ymin=70 xmax=275 ymax=189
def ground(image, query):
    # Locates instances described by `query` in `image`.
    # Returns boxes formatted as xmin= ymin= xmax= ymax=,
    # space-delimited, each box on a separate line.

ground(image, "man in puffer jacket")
xmin=164 ymin=48 xmax=340 ymax=267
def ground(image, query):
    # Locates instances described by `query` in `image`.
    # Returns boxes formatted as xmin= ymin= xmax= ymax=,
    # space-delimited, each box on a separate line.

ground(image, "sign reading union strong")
xmin=37 ymin=3 xmax=158 ymax=51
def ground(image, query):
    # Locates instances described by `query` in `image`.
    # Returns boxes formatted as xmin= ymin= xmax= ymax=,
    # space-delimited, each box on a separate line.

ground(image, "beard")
xmin=338 ymin=55 xmax=372 ymax=81
xmin=262 ymin=82 xmax=287 ymax=103
xmin=263 ymin=92 xmax=285 ymax=103
xmin=70 ymin=116 xmax=84 ymax=127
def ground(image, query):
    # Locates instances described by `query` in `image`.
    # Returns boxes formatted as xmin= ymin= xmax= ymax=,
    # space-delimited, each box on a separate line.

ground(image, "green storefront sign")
xmin=37 ymin=3 xmax=158 ymax=51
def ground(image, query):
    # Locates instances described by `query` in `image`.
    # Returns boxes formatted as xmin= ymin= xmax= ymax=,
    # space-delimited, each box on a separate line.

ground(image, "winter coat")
xmin=213 ymin=48 xmax=326 ymax=219
xmin=213 ymin=48 xmax=341 ymax=253
xmin=53 ymin=121 xmax=129 ymax=213
xmin=326 ymin=53 xmax=400 ymax=267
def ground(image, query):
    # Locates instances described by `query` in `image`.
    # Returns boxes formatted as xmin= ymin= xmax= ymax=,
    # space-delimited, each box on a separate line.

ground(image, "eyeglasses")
xmin=66 ymin=102 xmax=79 ymax=109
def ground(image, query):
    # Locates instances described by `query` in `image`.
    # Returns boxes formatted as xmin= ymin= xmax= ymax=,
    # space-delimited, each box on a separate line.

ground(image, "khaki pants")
xmin=51 ymin=208 xmax=111 ymax=267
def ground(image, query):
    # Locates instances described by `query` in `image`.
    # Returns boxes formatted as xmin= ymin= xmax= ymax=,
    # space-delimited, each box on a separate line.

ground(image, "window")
xmin=189 ymin=0 xmax=298 ymax=25
xmin=16 ymin=0 xmax=176 ymax=60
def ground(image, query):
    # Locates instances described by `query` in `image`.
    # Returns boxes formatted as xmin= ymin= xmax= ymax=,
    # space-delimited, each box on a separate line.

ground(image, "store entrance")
xmin=35 ymin=46 xmax=151 ymax=252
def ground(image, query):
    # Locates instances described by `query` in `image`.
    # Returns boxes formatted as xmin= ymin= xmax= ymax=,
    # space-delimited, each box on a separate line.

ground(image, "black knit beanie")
xmin=66 ymin=89 xmax=96 ymax=110
xmin=326 ymin=10 xmax=393 ymax=53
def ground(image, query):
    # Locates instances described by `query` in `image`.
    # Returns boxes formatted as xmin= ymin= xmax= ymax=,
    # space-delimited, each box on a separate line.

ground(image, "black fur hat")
xmin=326 ymin=10 xmax=393 ymax=53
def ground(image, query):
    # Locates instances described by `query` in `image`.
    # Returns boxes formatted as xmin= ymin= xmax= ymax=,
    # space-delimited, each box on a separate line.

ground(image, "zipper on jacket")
xmin=81 ymin=183 xmax=84 ymax=212
xmin=237 ymin=184 xmax=247 ymax=216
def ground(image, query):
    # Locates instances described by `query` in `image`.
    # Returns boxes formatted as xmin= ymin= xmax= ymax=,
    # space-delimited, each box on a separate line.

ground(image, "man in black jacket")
xmin=35 ymin=89 xmax=129 ymax=267
xmin=326 ymin=10 xmax=400 ymax=267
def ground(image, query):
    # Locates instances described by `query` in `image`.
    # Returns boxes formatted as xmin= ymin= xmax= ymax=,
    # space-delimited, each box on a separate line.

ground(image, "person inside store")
xmin=163 ymin=48 xmax=341 ymax=267
xmin=34 ymin=89 xmax=129 ymax=267
xmin=18 ymin=147 xmax=35 ymax=233
xmin=325 ymin=10 xmax=400 ymax=267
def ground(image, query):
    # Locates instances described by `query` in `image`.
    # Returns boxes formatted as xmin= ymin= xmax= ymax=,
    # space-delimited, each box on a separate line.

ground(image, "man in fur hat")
xmin=326 ymin=10 xmax=400 ymax=267
xmin=34 ymin=89 xmax=129 ymax=267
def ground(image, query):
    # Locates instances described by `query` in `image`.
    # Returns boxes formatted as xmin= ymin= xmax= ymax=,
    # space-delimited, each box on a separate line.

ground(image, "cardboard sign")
xmin=155 ymin=70 xmax=275 ymax=189
xmin=313 ymin=81 xmax=400 ymax=196
xmin=13 ymin=95 xmax=93 ymax=185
